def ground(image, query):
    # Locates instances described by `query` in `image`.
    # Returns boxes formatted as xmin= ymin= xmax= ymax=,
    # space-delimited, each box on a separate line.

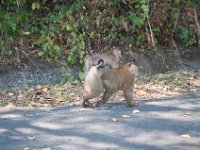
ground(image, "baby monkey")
xmin=83 ymin=48 xmax=122 ymax=79
xmin=82 ymin=59 xmax=138 ymax=108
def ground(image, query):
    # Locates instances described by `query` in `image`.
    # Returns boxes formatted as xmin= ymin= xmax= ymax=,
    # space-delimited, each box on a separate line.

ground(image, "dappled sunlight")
xmin=16 ymin=128 xmax=38 ymax=134
xmin=127 ymin=131 xmax=181 ymax=145
xmin=37 ymin=134 xmax=89 ymax=145
xmin=0 ymin=94 xmax=199 ymax=149
xmin=146 ymin=111 xmax=200 ymax=122
xmin=88 ymin=141 xmax=118 ymax=149
xmin=0 ymin=113 xmax=22 ymax=119
xmin=86 ymin=123 xmax=123 ymax=134
xmin=126 ymin=130 xmax=200 ymax=148
xmin=57 ymin=142 xmax=118 ymax=150
xmin=0 ymin=128 xmax=8 ymax=134
xmin=174 ymin=102 xmax=200 ymax=110
xmin=145 ymin=98 xmax=200 ymax=110
xmin=31 ymin=120 xmax=67 ymax=130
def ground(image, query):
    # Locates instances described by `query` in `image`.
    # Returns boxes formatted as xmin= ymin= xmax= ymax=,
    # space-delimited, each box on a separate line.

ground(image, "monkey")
xmin=82 ymin=59 xmax=139 ymax=108
xmin=82 ymin=47 xmax=122 ymax=80
xmin=81 ymin=59 xmax=105 ymax=107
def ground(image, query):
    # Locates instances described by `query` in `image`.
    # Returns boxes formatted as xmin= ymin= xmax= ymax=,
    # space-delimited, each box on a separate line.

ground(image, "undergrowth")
xmin=0 ymin=0 xmax=200 ymax=80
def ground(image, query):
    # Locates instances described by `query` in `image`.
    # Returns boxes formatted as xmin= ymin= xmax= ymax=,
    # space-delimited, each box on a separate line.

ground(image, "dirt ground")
xmin=0 ymin=69 xmax=199 ymax=109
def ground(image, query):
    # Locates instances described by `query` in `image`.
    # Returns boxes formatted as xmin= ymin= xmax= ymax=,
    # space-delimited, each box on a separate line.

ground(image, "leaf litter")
xmin=0 ymin=69 xmax=199 ymax=108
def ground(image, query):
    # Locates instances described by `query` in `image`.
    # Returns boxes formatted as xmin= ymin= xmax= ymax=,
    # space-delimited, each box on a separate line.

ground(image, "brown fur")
xmin=82 ymin=63 xmax=138 ymax=107
xmin=82 ymin=48 xmax=122 ymax=80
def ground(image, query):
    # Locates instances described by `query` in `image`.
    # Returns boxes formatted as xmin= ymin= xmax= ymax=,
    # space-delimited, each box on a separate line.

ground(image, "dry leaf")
xmin=24 ymin=147 xmax=30 ymax=150
xmin=42 ymin=147 xmax=51 ymax=150
xmin=132 ymin=109 xmax=140 ymax=114
xmin=122 ymin=115 xmax=131 ymax=118
xmin=6 ymin=102 xmax=16 ymax=108
xmin=181 ymin=134 xmax=190 ymax=139
xmin=183 ymin=112 xmax=192 ymax=116
xmin=18 ymin=94 xmax=24 ymax=99
xmin=8 ymin=92 xmax=14 ymax=96
xmin=36 ymin=85 xmax=42 ymax=90
xmin=27 ymin=136 xmax=36 ymax=140
xmin=42 ymin=87 xmax=48 ymax=92
xmin=29 ymin=102 xmax=42 ymax=107
xmin=112 ymin=118 xmax=118 ymax=122
xmin=0 ymin=70 xmax=199 ymax=108
xmin=28 ymin=103 xmax=34 ymax=109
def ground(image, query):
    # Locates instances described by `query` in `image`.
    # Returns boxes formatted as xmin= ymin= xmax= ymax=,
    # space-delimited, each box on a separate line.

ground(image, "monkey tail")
xmin=86 ymin=49 xmax=92 ymax=55
xmin=97 ymin=59 xmax=104 ymax=67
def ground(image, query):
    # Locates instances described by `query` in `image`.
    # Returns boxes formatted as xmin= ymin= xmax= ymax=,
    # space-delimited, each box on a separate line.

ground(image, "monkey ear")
xmin=130 ymin=59 xmax=137 ymax=65
xmin=113 ymin=48 xmax=122 ymax=58
xmin=91 ymin=50 xmax=95 ymax=54
xmin=86 ymin=49 xmax=95 ymax=56
xmin=112 ymin=49 xmax=117 ymax=54
xmin=124 ymin=63 xmax=131 ymax=67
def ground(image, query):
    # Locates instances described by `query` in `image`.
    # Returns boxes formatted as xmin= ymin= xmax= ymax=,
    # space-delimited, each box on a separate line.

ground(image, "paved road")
xmin=0 ymin=94 xmax=200 ymax=150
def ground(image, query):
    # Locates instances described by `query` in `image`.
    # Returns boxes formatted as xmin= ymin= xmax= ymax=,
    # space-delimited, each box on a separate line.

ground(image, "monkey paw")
xmin=81 ymin=101 xmax=96 ymax=108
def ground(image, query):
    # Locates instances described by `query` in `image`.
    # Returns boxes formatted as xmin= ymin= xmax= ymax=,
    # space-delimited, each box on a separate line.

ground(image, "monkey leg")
xmin=82 ymin=91 xmax=101 ymax=108
xmin=96 ymin=90 xmax=113 ymax=106
xmin=81 ymin=95 xmax=93 ymax=108
xmin=124 ymin=89 xmax=136 ymax=107
xmin=81 ymin=99 xmax=93 ymax=108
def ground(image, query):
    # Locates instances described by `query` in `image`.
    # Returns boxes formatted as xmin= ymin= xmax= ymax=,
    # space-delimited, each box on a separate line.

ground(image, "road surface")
xmin=0 ymin=93 xmax=200 ymax=150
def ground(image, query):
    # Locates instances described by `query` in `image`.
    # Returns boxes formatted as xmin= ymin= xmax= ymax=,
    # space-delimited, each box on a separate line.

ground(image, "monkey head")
xmin=112 ymin=48 xmax=123 ymax=62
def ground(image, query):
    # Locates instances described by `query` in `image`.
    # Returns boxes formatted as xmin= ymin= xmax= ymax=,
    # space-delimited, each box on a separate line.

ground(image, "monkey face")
xmin=112 ymin=48 xmax=123 ymax=61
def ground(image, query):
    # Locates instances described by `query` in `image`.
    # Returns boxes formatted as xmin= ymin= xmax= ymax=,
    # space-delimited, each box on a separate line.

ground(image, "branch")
xmin=147 ymin=0 xmax=155 ymax=48
xmin=0 ymin=25 xmax=3 ymax=40
xmin=171 ymin=10 xmax=186 ymax=71
xmin=21 ymin=50 xmax=49 ymax=80
xmin=194 ymin=6 xmax=200 ymax=37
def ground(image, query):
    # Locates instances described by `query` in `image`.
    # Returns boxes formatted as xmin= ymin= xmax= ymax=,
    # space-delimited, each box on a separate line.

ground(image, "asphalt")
xmin=0 ymin=93 xmax=200 ymax=150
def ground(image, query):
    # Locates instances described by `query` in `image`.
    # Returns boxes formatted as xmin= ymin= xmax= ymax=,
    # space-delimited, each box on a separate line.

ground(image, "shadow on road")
xmin=0 ymin=93 xmax=199 ymax=150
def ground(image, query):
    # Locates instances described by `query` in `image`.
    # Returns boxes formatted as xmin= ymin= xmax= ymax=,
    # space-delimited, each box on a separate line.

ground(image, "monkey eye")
xmin=132 ymin=59 xmax=136 ymax=63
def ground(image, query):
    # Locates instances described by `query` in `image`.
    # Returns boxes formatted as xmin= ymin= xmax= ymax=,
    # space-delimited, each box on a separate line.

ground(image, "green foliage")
xmin=1 ymin=0 xmax=199 ymax=48
xmin=0 ymin=0 xmax=200 ymax=79
xmin=128 ymin=13 xmax=144 ymax=29
xmin=1 ymin=0 xmax=27 ymax=7
xmin=128 ymin=0 xmax=147 ymax=29
xmin=59 ymin=66 xmax=74 ymax=84
xmin=64 ymin=9 xmax=87 ymax=65
xmin=66 ymin=31 xmax=85 ymax=65
xmin=176 ymin=26 xmax=195 ymax=45
xmin=31 ymin=2 xmax=40 ymax=10
xmin=1 ymin=49 xmax=13 ymax=57
xmin=0 ymin=9 xmax=29 ymax=36
xmin=108 ymin=0 xmax=120 ymax=5
xmin=37 ymin=34 xmax=62 ymax=60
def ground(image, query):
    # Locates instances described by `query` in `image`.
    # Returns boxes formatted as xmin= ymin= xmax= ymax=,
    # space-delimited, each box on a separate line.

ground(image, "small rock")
xmin=132 ymin=109 xmax=140 ymax=114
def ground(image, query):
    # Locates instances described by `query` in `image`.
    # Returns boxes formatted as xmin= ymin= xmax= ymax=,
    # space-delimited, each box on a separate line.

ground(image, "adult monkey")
xmin=82 ymin=59 xmax=138 ymax=108
xmin=82 ymin=47 xmax=122 ymax=79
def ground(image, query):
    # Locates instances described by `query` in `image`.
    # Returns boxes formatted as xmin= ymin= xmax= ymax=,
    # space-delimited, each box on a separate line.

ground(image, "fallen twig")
xmin=147 ymin=0 xmax=155 ymax=48
xmin=21 ymin=50 xmax=49 ymax=81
